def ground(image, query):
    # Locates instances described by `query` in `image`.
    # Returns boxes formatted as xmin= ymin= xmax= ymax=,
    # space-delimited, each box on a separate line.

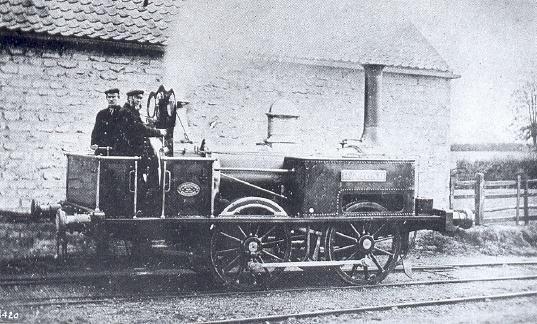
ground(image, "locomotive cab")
xmin=65 ymin=153 xmax=141 ymax=218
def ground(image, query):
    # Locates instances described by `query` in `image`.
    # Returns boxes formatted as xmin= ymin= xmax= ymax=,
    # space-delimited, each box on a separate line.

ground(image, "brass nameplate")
xmin=341 ymin=170 xmax=387 ymax=182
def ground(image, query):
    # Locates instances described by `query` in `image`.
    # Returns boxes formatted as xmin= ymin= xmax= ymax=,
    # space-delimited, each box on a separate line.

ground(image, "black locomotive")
xmin=25 ymin=81 xmax=456 ymax=291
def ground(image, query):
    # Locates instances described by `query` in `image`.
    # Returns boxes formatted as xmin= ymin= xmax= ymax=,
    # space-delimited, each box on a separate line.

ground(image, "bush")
xmin=415 ymin=224 xmax=537 ymax=256
xmin=455 ymin=158 xmax=537 ymax=181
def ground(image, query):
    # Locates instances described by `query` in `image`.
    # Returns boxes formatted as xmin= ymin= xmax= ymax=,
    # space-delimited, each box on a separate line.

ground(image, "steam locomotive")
xmin=26 ymin=69 xmax=454 ymax=290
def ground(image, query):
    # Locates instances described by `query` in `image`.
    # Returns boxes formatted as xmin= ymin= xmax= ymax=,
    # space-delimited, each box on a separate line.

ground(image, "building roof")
xmin=0 ymin=0 xmax=451 ymax=72
xmin=0 ymin=0 xmax=178 ymax=45
xmin=225 ymin=0 xmax=451 ymax=72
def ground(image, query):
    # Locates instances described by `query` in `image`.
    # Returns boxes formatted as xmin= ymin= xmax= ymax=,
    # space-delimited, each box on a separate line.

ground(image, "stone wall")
xmin=0 ymin=41 xmax=451 ymax=210
xmin=0 ymin=38 xmax=164 ymax=209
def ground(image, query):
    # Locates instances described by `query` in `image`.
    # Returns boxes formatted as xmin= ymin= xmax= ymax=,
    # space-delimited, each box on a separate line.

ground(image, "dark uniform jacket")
xmin=118 ymin=104 xmax=162 ymax=156
xmin=91 ymin=105 xmax=123 ymax=155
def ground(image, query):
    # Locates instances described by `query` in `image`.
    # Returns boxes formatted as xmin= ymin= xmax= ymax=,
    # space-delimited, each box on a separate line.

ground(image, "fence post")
xmin=449 ymin=173 xmax=456 ymax=210
xmin=524 ymin=174 xmax=529 ymax=226
xmin=516 ymin=174 xmax=521 ymax=225
xmin=474 ymin=172 xmax=485 ymax=226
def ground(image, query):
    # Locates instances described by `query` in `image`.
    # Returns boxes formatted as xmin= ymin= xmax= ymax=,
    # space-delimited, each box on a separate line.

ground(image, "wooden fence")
xmin=450 ymin=173 xmax=537 ymax=225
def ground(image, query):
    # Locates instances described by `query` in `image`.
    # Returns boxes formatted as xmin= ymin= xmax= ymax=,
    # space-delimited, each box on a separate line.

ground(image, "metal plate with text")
xmin=340 ymin=169 xmax=387 ymax=182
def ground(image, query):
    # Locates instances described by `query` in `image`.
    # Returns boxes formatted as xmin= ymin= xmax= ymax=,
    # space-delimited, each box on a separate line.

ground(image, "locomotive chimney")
xmin=360 ymin=64 xmax=385 ymax=145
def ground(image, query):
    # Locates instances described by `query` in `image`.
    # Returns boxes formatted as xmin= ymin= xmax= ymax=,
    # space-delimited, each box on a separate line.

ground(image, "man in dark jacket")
xmin=120 ymin=89 xmax=166 ymax=217
xmin=89 ymin=88 xmax=128 ymax=216
xmin=119 ymin=89 xmax=165 ymax=156
xmin=90 ymin=88 xmax=123 ymax=155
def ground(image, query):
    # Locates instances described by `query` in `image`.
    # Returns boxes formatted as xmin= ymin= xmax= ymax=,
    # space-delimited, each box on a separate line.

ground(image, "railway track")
xmin=2 ymin=259 xmax=537 ymax=287
xmin=0 ymin=268 xmax=187 ymax=287
xmin=6 ymin=274 xmax=537 ymax=308
xmin=197 ymin=290 xmax=537 ymax=324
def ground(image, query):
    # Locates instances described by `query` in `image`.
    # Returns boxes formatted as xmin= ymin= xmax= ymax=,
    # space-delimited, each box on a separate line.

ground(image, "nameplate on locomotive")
xmin=341 ymin=170 xmax=387 ymax=182
xmin=177 ymin=182 xmax=201 ymax=197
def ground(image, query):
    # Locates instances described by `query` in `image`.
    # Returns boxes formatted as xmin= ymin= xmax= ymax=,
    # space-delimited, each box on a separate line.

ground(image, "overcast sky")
xmin=166 ymin=1 xmax=537 ymax=144
xmin=395 ymin=0 xmax=537 ymax=143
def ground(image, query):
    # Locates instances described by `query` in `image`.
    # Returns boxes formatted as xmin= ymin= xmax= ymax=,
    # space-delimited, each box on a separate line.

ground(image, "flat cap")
xmin=126 ymin=89 xmax=144 ymax=96
xmin=104 ymin=88 xmax=120 ymax=95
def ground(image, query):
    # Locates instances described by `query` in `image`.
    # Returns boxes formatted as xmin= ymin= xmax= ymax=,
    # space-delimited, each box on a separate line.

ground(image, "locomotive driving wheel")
xmin=326 ymin=201 xmax=402 ymax=285
xmin=210 ymin=222 xmax=291 ymax=290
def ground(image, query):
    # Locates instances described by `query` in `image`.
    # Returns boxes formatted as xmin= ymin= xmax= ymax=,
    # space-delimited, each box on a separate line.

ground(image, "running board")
xmin=248 ymin=260 xmax=368 ymax=271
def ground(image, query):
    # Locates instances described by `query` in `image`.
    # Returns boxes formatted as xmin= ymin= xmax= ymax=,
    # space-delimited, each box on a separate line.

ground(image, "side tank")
xmin=213 ymin=150 xmax=288 ymax=204
xmin=283 ymin=156 xmax=416 ymax=217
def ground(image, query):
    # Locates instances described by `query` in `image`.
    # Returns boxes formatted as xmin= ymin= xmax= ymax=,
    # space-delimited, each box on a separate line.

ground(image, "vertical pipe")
xmin=95 ymin=159 xmax=101 ymax=212
xmin=133 ymin=160 xmax=138 ymax=218
xmin=516 ymin=174 xmax=521 ymax=225
xmin=361 ymin=64 xmax=385 ymax=144
xmin=66 ymin=156 xmax=71 ymax=202
xmin=210 ymin=160 xmax=215 ymax=217
xmin=161 ymin=160 xmax=167 ymax=219
xmin=474 ymin=173 xmax=484 ymax=225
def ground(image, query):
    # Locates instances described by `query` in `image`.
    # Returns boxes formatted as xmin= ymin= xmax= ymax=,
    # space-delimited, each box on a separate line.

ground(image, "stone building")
xmin=0 ymin=0 xmax=176 ymax=208
xmin=0 ymin=1 xmax=456 ymax=209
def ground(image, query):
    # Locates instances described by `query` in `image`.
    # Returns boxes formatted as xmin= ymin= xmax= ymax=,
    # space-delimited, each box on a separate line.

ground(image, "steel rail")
xmin=197 ymin=290 xmax=537 ymax=324
xmin=1 ymin=260 xmax=537 ymax=287
xmin=0 ymin=268 xmax=189 ymax=287
xmin=6 ymin=274 xmax=537 ymax=308
xmin=410 ymin=260 xmax=537 ymax=269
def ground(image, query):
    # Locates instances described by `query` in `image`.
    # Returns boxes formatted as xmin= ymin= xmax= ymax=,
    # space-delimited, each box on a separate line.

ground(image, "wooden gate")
xmin=450 ymin=173 xmax=537 ymax=225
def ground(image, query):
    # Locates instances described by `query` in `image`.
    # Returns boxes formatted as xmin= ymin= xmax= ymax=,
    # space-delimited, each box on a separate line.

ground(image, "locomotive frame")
xmin=20 ymin=81 xmax=457 ymax=291
xmin=53 ymin=147 xmax=449 ymax=290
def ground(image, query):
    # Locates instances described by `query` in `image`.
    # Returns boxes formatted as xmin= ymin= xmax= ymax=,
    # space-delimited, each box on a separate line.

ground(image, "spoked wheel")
xmin=210 ymin=223 xmax=291 ymax=290
xmin=326 ymin=221 xmax=401 ymax=285
xmin=326 ymin=201 xmax=401 ymax=285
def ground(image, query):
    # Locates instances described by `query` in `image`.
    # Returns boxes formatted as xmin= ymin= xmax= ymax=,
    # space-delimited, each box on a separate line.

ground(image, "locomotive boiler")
xmin=9 ymin=64 xmax=458 ymax=290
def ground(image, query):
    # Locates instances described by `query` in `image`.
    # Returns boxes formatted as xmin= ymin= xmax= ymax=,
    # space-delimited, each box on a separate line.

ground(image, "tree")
xmin=511 ymin=75 xmax=537 ymax=147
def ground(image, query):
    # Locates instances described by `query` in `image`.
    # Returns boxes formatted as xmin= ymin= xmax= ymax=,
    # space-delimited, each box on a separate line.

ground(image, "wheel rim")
xmin=327 ymin=221 xmax=401 ymax=285
xmin=210 ymin=222 xmax=291 ymax=290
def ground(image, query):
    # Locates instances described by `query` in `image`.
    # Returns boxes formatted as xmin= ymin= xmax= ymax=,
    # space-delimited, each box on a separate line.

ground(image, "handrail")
xmin=215 ymin=167 xmax=294 ymax=174
xmin=65 ymin=153 xmax=141 ymax=161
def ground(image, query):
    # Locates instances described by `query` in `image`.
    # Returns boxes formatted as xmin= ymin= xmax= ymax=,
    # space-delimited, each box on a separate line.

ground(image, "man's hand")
xmin=159 ymin=129 xmax=167 ymax=136
xmin=90 ymin=144 xmax=98 ymax=150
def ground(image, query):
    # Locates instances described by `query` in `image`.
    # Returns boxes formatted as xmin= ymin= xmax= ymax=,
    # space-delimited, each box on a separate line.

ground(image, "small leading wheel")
xmin=210 ymin=223 xmax=291 ymax=290
xmin=326 ymin=201 xmax=401 ymax=285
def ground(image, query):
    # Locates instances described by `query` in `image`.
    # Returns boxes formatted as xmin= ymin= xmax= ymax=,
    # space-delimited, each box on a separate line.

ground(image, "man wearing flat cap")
xmin=91 ymin=88 xmax=123 ymax=155
xmin=120 ymin=89 xmax=165 ymax=216
xmin=119 ymin=89 xmax=165 ymax=156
